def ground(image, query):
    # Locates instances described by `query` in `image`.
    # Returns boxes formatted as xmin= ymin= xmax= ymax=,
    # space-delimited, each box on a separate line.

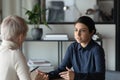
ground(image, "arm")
xmin=48 ymin=44 xmax=73 ymax=79
xmin=93 ymin=46 xmax=105 ymax=80
xmin=14 ymin=50 xmax=31 ymax=80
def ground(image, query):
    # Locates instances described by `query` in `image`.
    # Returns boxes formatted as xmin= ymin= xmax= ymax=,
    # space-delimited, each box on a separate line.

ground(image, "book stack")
xmin=44 ymin=33 xmax=69 ymax=40
xmin=38 ymin=66 xmax=54 ymax=72
xmin=30 ymin=66 xmax=54 ymax=73
xmin=28 ymin=59 xmax=54 ymax=72
xmin=28 ymin=59 xmax=52 ymax=67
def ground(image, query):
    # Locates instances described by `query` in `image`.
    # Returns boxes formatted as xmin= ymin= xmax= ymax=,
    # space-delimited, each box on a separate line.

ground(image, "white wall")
xmin=2 ymin=0 xmax=21 ymax=18
xmin=23 ymin=24 xmax=116 ymax=70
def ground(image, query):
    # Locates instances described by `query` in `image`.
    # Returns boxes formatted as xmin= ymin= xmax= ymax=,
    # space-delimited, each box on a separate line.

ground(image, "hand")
xmin=35 ymin=70 xmax=49 ymax=80
xmin=59 ymin=67 xmax=75 ymax=80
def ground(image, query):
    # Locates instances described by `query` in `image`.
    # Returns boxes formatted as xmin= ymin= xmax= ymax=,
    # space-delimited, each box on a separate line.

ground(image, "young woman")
xmin=37 ymin=16 xmax=105 ymax=80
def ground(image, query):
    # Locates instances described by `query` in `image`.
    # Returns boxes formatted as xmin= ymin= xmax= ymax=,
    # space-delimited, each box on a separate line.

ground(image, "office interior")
xmin=1 ymin=0 xmax=120 ymax=77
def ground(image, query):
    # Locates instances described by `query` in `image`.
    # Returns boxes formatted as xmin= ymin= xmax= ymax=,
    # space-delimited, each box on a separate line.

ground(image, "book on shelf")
xmin=38 ymin=66 xmax=54 ymax=72
xmin=30 ymin=65 xmax=54 ymax=72
xmin=27 ymin=59 xmax=52 ymax=67
xmin=45 ymin=33 xmax=68 ymax=37
xmin=44 ymin=33 xmax=69 ymax=40
xmin=44 ymin=37 xmax=69 ymax=40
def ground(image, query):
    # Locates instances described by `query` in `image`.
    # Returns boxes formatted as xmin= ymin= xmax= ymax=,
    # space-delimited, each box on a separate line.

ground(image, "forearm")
xmin=48 ymin=66 xmax=68 ymax=79
xmin=48 ymin=70 xmax=61 ymax=79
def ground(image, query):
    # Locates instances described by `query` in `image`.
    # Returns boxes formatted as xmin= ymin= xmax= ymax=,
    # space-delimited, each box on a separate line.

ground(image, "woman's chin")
xmin=76 ymin=40 xmax=82 ymax=43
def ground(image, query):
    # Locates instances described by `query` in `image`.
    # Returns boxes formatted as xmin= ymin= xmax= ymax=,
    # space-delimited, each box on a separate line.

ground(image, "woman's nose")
xmin=77 ymin=31 xmax=81 ymax=36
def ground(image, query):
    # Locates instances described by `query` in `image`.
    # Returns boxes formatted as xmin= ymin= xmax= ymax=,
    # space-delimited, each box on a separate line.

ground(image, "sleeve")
xmin=48 ymin=44 xmax=73 ymax=79
xmin=92 ymin=46 xmax=105 ymax=80
xmin=94 ymin=46 xmax=105 ymax=72
xmin=74 ymin=46 xmax=105 ymax=80
xmin=13 ymin=50 xmax=31 ymax=80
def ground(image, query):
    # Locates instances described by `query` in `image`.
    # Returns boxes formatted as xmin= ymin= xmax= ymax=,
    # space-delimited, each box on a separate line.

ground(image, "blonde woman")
xmin=0 ymin=15 xmax=48 ymax=80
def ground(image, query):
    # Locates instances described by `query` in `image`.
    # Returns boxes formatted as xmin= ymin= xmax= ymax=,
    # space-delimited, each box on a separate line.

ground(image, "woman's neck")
xmin=80 ymin=39 xmax=91 ymax=48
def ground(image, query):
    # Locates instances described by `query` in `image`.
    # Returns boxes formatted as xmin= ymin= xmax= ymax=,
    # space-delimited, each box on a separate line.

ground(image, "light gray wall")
xmin=2 ymin=0 xmax=38 ymax=19
xmin=0 ymin=0 xmax=1 ymax=10
xmin=0 ymin=0 xmax=2 ymax=22
xmin=2 ymin=0 xmax=21 ymax=18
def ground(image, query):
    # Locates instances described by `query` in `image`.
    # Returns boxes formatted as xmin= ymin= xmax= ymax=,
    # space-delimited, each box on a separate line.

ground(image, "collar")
xmin=77 ymin=39 xmax=94 ymax=50
xmin=1 ymin=40 xmax=19 ymax=50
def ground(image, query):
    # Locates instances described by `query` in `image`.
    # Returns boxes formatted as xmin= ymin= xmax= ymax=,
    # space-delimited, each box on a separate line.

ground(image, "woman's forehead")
xmin=75 ymin=23 xmax=89 ymax=29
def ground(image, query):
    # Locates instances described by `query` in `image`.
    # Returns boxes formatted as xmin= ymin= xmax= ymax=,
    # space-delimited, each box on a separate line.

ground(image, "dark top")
xmin=48 ymin=39 xmax=105 ymax=80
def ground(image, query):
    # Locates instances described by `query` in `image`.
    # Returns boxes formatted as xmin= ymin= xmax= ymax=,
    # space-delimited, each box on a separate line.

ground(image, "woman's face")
xmin=74 ymin=23 xmax=93 ymax=44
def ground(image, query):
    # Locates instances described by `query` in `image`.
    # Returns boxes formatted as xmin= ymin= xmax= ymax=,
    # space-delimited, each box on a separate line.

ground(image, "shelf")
xmin=25 ymin=38 xmax=74 ymax=41
xmin=24 ymin=39 xmax=102 ymax=65
xmin=25 ymin=38 xmax=102 ymax=42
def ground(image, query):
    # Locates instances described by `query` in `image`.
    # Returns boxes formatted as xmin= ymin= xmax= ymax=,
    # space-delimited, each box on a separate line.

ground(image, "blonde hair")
xmin=1 ymin=15 xmax=28 ymax=41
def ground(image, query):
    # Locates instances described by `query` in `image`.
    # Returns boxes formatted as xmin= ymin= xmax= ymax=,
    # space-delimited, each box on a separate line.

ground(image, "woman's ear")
xmin=18 ymin=34 xmax=24 ymax=42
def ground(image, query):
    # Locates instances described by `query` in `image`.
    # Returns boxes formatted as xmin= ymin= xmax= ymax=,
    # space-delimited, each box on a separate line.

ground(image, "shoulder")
xmin=91 ymin=40 xmax=105 ymax=55
xmin=93 ymin=41 xmax=104 ymax=51
xmin=68 ymin=41 xmax=79 ymax=49
xmin=68 ymin=41 xmax=79 ymax=50
xmin=11 ymin=49 xmax=24 ymax=58
xmin=11 ymin=49 xmax=26 ymax=64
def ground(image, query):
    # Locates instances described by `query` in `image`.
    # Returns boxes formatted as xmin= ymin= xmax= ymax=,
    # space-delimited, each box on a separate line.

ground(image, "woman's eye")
xmin=74 ymin=28 xmax=87 ymax=33
xmin=80 ymin=30 xmax=86 ymax=32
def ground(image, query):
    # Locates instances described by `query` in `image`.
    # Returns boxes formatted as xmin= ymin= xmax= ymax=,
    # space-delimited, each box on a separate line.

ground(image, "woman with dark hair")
xmin=36 ymin=16 xmax=105 ymax=80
